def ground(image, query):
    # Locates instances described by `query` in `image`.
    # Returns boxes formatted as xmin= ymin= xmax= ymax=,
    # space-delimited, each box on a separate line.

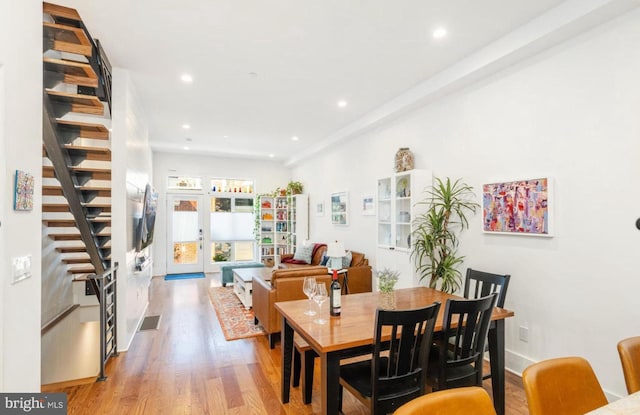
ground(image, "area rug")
xmin=208 ymin=287 xmax=266 ymax=341
xmin=164 ymin=272 xmax=206 ymax=281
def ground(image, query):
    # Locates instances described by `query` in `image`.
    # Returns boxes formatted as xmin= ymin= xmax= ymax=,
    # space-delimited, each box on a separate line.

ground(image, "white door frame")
xmin=166 ymin=194 xmax=204 ymax=274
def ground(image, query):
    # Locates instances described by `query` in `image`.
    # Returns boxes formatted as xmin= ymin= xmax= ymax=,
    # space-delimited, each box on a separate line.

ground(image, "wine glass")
xmin=313 ymin=282 xmax=329 ymax=324
xmin=303 ymin=276 xmax=317 ymax=316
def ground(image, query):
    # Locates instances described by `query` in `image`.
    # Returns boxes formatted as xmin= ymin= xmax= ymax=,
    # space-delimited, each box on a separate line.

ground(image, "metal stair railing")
xmin=87 ymin=262 xmax=119 ymax=381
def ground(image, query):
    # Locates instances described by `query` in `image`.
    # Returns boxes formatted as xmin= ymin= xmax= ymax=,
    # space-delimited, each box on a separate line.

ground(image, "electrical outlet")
xmin=519 ymin=325 xmax=529 ymax=343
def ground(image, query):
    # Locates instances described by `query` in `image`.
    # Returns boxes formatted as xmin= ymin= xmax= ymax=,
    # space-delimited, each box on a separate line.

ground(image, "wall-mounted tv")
xmin=135 ymin=184 xmax=158 ymax=252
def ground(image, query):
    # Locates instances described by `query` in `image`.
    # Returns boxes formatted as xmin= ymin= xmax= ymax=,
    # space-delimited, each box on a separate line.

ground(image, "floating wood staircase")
xmin=42 ymin=1 xmax=117 ymax=381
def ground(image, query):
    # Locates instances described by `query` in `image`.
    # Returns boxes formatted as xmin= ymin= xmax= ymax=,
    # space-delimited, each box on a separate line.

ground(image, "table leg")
xmin=488 ymin=319 xmax=506 ymax=415
xmin=280 ymin=317 xmax=294 ymax=404
xmin=320 ymin=350 xmax=341 ymax=415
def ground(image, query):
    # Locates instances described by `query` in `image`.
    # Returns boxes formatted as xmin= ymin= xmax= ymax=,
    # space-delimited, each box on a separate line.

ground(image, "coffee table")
xmin=233 ymin=267 xmax=272 ymax=309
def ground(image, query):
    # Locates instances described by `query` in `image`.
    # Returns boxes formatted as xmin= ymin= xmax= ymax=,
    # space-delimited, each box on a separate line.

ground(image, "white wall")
xmin=0 ymin=0 xmax=42 ymax=392
xmin=0 ymin=62 xmax=5 ymax=394
xmin=293 ymin=7 xmax=640 ymax=398
xmin=152 ymin=152 xmax=291 ymax=276
xmin=111 ymin=68 xmax=154 ymax=351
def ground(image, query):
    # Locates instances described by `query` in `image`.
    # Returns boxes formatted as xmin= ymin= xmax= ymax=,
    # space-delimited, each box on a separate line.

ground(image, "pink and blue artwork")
xmin=14 ymin=170 xmax=35 ymax=211
xmin=482 ymin=178 xmax=551 ymax=236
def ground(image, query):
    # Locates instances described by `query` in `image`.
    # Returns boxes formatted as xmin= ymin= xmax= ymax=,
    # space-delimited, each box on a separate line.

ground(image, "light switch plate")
xmin=12 ymin=255 xmax=32 ymax=284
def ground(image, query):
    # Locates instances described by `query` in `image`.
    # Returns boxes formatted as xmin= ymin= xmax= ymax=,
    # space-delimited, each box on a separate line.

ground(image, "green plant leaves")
xmin=411 ymin=177 xmax=479 ymax=293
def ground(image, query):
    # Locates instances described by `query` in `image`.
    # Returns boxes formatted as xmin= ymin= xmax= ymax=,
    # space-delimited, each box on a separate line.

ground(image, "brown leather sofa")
xmin=252 ymin=249 xmax=372 ymax=348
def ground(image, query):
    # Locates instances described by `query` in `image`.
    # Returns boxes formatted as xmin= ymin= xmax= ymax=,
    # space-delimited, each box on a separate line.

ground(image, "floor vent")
xmin=139 ymin=315 xmax=161 ymax=331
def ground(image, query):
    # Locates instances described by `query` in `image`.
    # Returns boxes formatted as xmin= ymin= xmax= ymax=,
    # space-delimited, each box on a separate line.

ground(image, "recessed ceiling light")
xmin=433 ymin=27 xmax=447 ymax=39
xmin=291 ymin=136 xmax=299 ymax=141
xmin=182 ymin=124 xmax=190 ymax=130
xmin=337 ymin=100 xmax=348 ymax=108
xmin=183 ymin=146 xmax=190 ymax=150
xmin=268 ymin=153 xmax=275 ymax=158
xmin=180 ymin=73 xmax=193 ymax=83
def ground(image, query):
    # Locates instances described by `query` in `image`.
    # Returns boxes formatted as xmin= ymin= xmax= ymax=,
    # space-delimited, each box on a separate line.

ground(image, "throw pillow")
xmin=293 ymin=244 xmax=314 ymax=264
xmin=342 ymin=251 xmax=352 ymax=268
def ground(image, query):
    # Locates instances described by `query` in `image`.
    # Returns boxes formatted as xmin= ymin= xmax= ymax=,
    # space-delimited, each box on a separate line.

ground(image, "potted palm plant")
xmin=411 ymin=177 xmax=479 ymax=293
xmin=287 ymin=181 xmax=303 ymax=195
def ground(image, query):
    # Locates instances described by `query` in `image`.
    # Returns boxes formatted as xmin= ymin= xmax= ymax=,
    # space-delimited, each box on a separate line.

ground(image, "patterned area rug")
xmin=208 ymin=287 xmax=266 ymax=341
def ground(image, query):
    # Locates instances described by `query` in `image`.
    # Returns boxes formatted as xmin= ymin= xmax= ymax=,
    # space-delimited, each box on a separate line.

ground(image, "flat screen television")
xmin=135 ymin=184 xmax=158 ymax=252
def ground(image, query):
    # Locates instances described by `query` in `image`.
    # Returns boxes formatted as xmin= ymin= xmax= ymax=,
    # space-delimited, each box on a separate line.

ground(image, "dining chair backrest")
xmin=393 ymin=386 xmax=497 ymax=415
xmin=464 ymin=268 xmax=511 ymax=308
xmin=618 ymin=336 xmax=640 ymax=394
xmin=522 ymin=356 xmax=607 ymax=415
xmin=429 ymin=293 xmax=498 ymax=390
xmin=370 ymin=302 xmax=441 ymax=414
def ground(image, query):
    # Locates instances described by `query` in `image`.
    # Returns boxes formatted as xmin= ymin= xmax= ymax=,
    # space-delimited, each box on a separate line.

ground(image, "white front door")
xmin=166 ymin=194 xmax=204 ymax=274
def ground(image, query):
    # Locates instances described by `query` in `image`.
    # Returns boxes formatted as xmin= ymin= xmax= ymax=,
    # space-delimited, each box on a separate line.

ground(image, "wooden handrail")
xmin=41 ymin=304 xmax=80 ymax=336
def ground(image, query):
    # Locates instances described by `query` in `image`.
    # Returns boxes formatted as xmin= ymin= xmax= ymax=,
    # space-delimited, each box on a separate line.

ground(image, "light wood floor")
xmin=51 ymin=274 xmax=530 ymax=414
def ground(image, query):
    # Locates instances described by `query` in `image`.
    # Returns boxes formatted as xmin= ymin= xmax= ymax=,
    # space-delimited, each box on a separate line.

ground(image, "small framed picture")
xmin=361 ymin=194 xmax=375 ymax=216
xmin=331 ymin=191 xmax=349 ymax=225
xmin=316 ymin=201 xmax=325 ymax=216
xmin=14 ymin=170 xmax=34 ymax=211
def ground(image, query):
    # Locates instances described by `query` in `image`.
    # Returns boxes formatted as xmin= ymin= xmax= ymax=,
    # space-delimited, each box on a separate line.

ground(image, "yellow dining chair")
xmin=393 ymin=386 xmax=497 ymax=415
xmin=522 ymin=356 xmax=607 ymax=415
xmin=617 ymin=336 xmax=640 ymax=394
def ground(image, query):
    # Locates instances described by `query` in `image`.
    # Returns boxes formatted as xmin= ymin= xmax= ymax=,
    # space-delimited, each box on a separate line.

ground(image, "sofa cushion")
xmin=351 ymin=251 xmax=366 ymax=267
xmin=292 ymin=244 xmax=314 ymax=263
xmin=342 ymin=251 xmax=353 ymax=268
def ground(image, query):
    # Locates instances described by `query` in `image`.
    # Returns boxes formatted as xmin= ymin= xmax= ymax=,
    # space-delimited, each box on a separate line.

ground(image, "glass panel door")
xmin=166 ymin=194 xmax=204 ymax=274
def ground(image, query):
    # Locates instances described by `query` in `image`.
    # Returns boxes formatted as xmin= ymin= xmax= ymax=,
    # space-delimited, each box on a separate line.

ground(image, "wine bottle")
xmin=330 ymin=269 xmax=341 ymax=317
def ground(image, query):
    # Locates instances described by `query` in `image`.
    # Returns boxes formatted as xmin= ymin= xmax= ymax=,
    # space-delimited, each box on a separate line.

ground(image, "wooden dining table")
xmin=275 ymin=287 xmax=515 ymax=415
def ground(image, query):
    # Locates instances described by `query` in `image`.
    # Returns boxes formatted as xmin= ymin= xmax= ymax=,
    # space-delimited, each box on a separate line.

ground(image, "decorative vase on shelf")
xmin=395 ymin=147 xmax=414 ymax=172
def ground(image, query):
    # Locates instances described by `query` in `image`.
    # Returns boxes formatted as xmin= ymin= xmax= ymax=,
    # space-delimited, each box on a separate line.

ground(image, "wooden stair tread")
xmin=55 ymin=119 xmax=109 ymax=140
xmin=63 ymin=144 xmax=111 ymax=153
xmin=46 ymin=89 xmax=104 ymax=115
xmin=49 ymin=233 xmax=111 ymax=241
xmin=42 ymin=166 xmax=111 ymax=181
xmin=43 ymin=2 xmax=82 ymax=22
xmin=68 ymin=267 xmax=96 ymax=274
xmin=63 ymin=258 xmax=91 ymax=264
xmin=43 ymin=187 xmax=111 ymax=197
xmin=55 ymin=247 xmax=88 ymax=253
xmin=43 ymin=58 xmax=98 ymax=88
xmin=43 ymin=218 xmax=111 ymax=226
xmin=43 ymin=22 xmax=92 ymax=56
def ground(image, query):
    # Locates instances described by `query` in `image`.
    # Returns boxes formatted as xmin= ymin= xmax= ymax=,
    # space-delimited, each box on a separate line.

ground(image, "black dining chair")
xmin=338 ymin=302 xmax=441 ymax=415
xmin=426 ymin=293 xmax=498 ymax=391
xmin=464 ymin=268 xmax=510 ymax=381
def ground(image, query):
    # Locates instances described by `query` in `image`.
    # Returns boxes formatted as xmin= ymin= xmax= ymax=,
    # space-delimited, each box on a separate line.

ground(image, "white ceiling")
xmin=56 ymin=0 xmax=634 ymax=163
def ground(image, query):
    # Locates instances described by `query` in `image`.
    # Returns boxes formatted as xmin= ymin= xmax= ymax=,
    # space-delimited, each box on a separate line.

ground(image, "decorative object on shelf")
xmin=286 ymin=181 xmax=303 ymax=195
xmin=331 ymin=191 xmax=349 ymax=225
xmin=411 ymin=177 xmax=479 ymax=293
xmin=326 ymin=240 xmax=346 ymax=271
xmin=394 ymin=147 xmax=414 ymax=172
xmin=376 ymin=268 xmax=400 ymax=293
xmin=482 ymin=177 xmax=552 ymax=236
xmin=13 ymin=170 xmax=34 ymax=211
xmin=361 ymin=194 xmax=375 ymax=216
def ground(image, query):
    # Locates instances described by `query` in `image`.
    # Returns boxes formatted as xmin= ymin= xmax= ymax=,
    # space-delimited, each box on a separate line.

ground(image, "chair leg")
xmin=269 ymin=333 xmax=276 ymax=349
xmin=293 ymin=348 xmax=301 ymax=387
xmin=338 ymin=384 xmax=343 ymax=413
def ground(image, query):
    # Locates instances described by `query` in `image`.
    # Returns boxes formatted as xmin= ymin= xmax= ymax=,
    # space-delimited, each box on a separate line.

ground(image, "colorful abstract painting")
xmin=14 ymin=170 xmax=34 ymax=211
xmin=482 ymin=178 xmax=551 ymax=236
